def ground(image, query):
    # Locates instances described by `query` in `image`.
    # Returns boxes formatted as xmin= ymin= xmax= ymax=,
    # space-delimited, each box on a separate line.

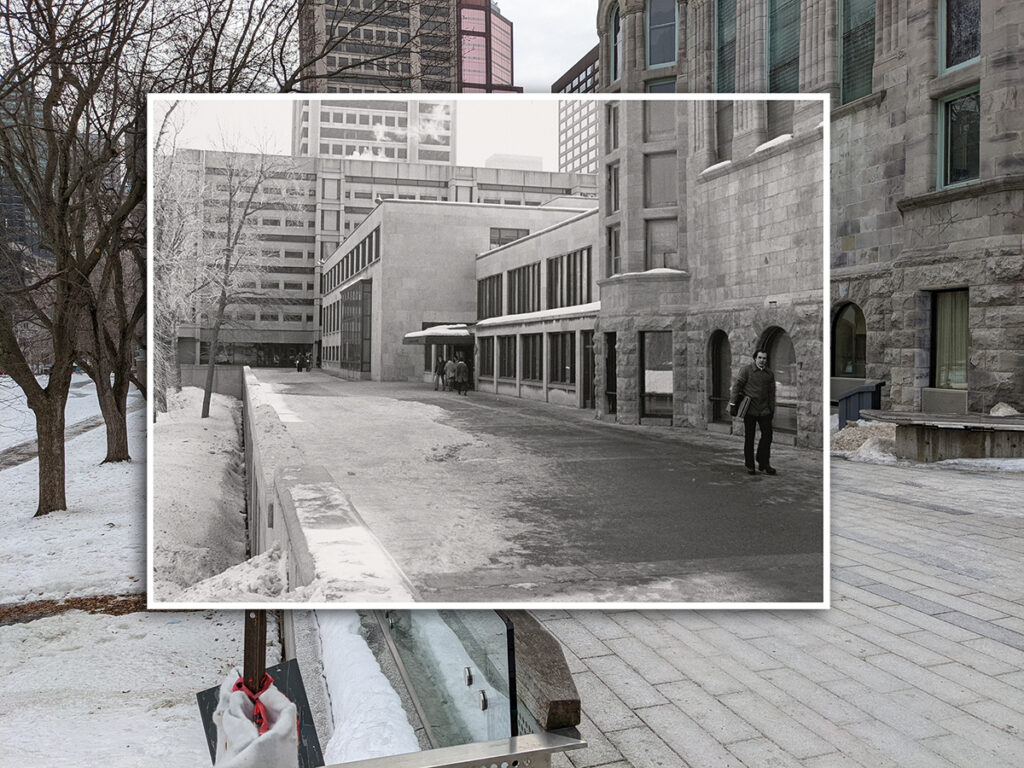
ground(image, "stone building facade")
xmin=594 ymin=98 xmax=825 ymax=448
xmin=595 ymin=0 xmax=1024 ymax=416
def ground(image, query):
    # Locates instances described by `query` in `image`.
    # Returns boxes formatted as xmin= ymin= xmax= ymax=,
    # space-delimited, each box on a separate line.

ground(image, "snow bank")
xmin=151 ymin=387 xmax=247 ymax=601
xmin=0 ymin=407 xmax=147 ymax=603
xmin=175 ymin=545 xmax=290 ymax=602
xmin=318 ymin=611 xmax=419 ymax=764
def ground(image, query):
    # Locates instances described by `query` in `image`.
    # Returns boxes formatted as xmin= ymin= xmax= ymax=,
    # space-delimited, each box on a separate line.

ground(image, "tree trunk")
xmin=97 ymin=386 xmax=131 ymax=463
xmin=201 ymin=289 xmax=228 ymax=419
xmin=32 ymin=391 xmax=69 ymax=517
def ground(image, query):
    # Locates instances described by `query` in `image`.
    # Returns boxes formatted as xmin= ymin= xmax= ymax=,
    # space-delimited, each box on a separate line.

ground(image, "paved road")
xmin=251 ymin=370 xmax=823 ymax=603
xmin=539 ymin=458 xmax=1024 ymax=767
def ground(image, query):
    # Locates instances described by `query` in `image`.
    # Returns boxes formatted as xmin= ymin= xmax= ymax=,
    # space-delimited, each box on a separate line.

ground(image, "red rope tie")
xmin=233 ymin=673 xmax=275 ymax=735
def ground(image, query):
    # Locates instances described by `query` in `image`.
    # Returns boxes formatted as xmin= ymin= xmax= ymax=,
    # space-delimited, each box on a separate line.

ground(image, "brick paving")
xmin=537 ymin=459 xmax=1024 ymax=767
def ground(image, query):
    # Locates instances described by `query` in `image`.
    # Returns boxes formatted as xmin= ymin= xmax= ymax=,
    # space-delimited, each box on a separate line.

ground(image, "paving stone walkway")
xmin=536 ymin=458 xmax=1024 ymax=767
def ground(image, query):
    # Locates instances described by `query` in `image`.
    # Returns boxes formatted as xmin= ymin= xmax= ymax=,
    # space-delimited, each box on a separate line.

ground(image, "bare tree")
xmin=0 ymin=0 xmax=456 ymax=514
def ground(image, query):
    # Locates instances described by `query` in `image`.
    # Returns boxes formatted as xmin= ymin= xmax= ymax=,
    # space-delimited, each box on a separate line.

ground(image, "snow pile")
xmin=830 ymin=419 xmax=896 ymax=454
xmin=0 ymin=406 xmax=147 ymax=603
xmin=151 ymin=387 xmax=247 ymax=601
xmin=991 ymin=401 xmax=1021 ymax=417
xmin=317 ymin=611 xmax=419 ymax=764
xmin=173 ymin=545 xmax=290 ymax=602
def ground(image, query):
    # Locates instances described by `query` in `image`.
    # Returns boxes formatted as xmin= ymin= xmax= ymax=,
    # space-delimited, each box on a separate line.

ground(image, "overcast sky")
xmin=500 ymin=0 xmax=599 ymax=92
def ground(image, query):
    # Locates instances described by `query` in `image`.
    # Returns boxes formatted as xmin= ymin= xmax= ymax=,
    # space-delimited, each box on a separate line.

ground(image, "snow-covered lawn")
xmin=0 ymin=404 xmax=147 ymax=604
xmin=0 ymin=609 xmax=280 ymax=768
xmin=151 ymin=387 xmax=247 ymax=601
xmin=0 ymin=373 xmax=138 ymax=451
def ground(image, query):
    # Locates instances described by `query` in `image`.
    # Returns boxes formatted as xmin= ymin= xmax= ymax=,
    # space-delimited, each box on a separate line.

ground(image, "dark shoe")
xmin=759 ymin=465 xmax=777 ymax=475
xmin=746 ymin=465 xmax=757 ymax=475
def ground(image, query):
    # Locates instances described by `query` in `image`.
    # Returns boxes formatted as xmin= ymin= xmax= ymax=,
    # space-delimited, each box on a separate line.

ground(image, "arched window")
xmin=760 ymin=327 xmax=797 ymax=434
xmin=708 ymin=330 xmax=732 ymax=423
xmin=647 ymin=0 xmax=677 ymax=68
xmin=832 ymin=303 xmax=866 ymax=377
xmin=609 ymin=7 xmax=622 ymax=82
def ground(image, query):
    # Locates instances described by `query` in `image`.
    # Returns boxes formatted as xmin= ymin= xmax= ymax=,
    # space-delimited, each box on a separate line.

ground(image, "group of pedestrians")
xmin=433 ymin=354 xmax=469 ymax=395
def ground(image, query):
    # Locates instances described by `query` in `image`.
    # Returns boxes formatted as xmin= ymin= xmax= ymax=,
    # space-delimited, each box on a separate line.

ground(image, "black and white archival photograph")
xmin=148 ymin=94 xmax=827 ymax=607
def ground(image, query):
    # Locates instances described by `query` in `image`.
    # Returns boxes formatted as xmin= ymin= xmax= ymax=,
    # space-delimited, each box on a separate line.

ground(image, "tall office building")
xmin=292 ymin=99 xmax=455 ymax=165
xmin=299 ymin=0 xmax=520 ymax=94
xmin=456 ymin=0 xmax=520 ymax=93
xmin=552 ymin=45 xmax=600 ymax=173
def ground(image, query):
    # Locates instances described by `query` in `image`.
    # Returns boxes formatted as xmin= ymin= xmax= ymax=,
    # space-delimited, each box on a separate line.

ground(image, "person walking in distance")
xmin=444 ymin=356 xmax=457 ymax=392
xmin=433 ymin=355 xmax=446 ymax=390
xmin=454 ymin=356 xmax=469 ymax=395
xmin=729 ymin=350 xmax=777 ymax=475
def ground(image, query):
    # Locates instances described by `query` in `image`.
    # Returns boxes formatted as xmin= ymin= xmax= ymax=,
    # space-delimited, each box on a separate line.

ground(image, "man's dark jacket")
xmin=731 ymin=363 xmax=777 ymax=417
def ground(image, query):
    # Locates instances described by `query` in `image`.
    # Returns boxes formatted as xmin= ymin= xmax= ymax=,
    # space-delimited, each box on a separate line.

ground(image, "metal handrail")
xmin=321 ymin=732 xmax=586 ymax=768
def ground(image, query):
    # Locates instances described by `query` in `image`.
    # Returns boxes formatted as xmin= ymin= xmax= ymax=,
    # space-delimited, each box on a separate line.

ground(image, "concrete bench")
xmin=860 ymin=409 xmax=1024 ymax=462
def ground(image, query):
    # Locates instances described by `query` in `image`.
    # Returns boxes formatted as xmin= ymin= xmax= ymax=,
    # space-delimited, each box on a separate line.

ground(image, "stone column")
xmin=733 ymin=0 xmax=766 ymax=155
xmin=688 ymin=0 xmax=717 ymax=167
xmin=796 ymin=0 xmax=836 ymax=132
xmin=622 ymin=0 xmax=645 ymax=93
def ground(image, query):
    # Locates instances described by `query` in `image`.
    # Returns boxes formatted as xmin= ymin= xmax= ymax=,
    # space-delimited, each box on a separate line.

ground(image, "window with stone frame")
xmin=644 ymin=152 xmax=677 ymax=207
xmin=840 ymin=0 xmax=875 ymax=104
xmin=521 ymin=333 xmax=543 ymax=381
xmin=644 ymin=100 xmax=675 ymax=141
xmin=940 ymin=0 xmax=981 ymax=72
xmin=498 ymin=335 xmax=516 ymax=378
xmin=939 ymin=88 xmax=980 ymax=188
xmin=606 ymin=224 xmax=621 ymax=276
xmin=606 ymin=163 xmax=620 ymax=212
xmin=507 ymin=262 xmax=540 ymax=314
xmin=715 ymin=0 xmax=736 ymax=93
xmin=606 ymin=102 xmax=620 ymax=151
xmin=767 ymin=0 xmax=800 ymax=136
xmin=478 ymin=336 xmax=495 ymax=377
xmin=645 ymin=218 xmax=678 ymax=270
xmin=477 ymin=273 xmax=503 ymax=320
xmin=608 ymin=7 xmax=622 ymax=82
xmin=932 ymin=288 xmax=969 ymax=390
xmin=832 ymin=302 xmax=867 ymax=377
xmin=549 ymin=332 xmax=576 ymax=385
xmin=646 ymin=0 xmax=676 ymax=68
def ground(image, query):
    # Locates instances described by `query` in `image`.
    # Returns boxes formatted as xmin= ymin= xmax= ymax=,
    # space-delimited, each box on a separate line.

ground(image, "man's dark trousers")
xmin=743 ymin=412 xmax=773 ymax=469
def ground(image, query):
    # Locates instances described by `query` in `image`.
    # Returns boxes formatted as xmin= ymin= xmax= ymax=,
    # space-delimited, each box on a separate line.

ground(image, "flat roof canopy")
xmin=402 ymin=324 xmax=475 ymax=346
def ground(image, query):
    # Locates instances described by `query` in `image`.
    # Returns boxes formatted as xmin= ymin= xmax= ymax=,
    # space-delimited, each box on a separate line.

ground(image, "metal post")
xmin=243 ymin=609 xmax=267 ymax=692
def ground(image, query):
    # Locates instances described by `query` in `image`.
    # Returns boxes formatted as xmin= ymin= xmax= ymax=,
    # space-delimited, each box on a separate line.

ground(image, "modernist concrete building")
xmin=172 ymin=146 xmax=597 ymax=368
xmin=474 ymin=208 xmax=601 ymax=408
xmin=552 ymin=46 xmax=601 ymax=174
xmin=594 ymin=0 xmax=1024 ymax=416
xmin=292 ymin=99 xmax=455 ymax=164
xmin=319 ymin=199 xmax=597 ymax=381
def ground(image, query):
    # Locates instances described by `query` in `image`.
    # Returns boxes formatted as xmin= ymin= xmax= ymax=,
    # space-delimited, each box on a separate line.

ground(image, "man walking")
xmin=729 ymin=350 xmax=777 ymax=475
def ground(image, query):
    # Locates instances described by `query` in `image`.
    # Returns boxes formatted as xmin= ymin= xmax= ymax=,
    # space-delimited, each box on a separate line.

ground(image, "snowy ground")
xmin=151 ymin=387 xmax=247 ymax=601
xmin=0 ymin=379 xmax=420 ymax=767
xmin=0 ymin=373 xmax=129 ymax=452
xmin=0 ymin=401 xmax=147 ymax=603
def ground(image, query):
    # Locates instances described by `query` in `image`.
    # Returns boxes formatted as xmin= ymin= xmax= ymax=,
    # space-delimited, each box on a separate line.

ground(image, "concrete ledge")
xmin=243 ymin=367 xmax=418 ymax=601
xmin=274 ymin=465 xmax=419 ymax=601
